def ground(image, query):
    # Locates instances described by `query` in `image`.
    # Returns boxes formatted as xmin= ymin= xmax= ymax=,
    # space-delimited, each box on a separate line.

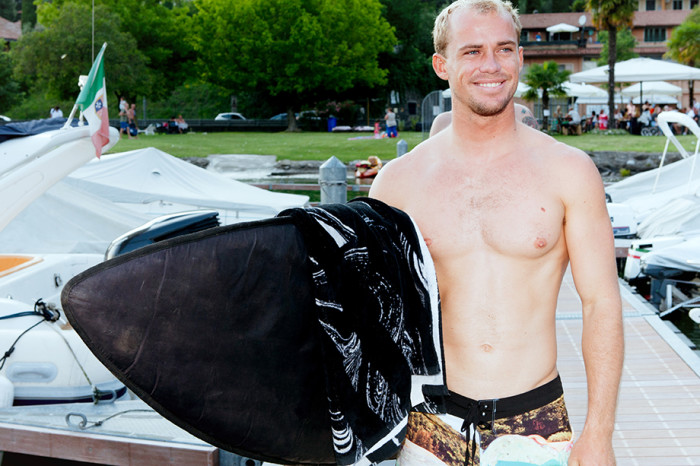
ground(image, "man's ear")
xmin=432 ymin=53 xmax=449 ymax=81
xmin=518 ymin=46 xmax=524 ymax=73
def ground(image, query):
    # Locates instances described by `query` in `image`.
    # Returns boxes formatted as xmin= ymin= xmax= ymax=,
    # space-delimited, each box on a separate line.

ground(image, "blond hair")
xmin=433 ymin=0 xmax=521 ymax=56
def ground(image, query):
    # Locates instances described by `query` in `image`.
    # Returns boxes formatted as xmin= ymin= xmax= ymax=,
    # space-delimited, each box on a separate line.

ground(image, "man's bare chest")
xmin=408 ymin=173 xmax=565 ymax=260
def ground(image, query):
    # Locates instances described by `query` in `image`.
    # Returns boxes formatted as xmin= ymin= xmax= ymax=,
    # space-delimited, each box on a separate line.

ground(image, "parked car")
xmin=298 ymin=110 xmax=320 ymax=121
xmin=269 ymin=111 xmax=319 ymax=121
xmin=214 ymin=112 xmax=246 ymax=121
xmin=269 ymin=113 xmax=295 ymax=120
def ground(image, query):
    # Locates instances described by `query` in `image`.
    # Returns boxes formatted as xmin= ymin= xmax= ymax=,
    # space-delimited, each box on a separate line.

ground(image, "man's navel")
xmin=480 ymin=343 xmax=493 ymax=353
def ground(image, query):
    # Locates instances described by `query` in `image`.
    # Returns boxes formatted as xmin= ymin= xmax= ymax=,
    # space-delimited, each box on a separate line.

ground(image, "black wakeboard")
xmin=61 ymin=217 xmax=335 ymax=464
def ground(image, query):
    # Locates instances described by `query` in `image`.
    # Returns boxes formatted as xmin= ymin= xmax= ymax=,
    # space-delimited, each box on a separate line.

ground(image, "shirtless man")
xmin=369 ymin=1 xmax=623 ymax=464
xmin=429 ymin=102 xmax=539 ymax=137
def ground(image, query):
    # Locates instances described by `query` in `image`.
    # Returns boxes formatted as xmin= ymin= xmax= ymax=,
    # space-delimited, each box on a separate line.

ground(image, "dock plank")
xmin=556 ymin=271 xmax=700 ymax=464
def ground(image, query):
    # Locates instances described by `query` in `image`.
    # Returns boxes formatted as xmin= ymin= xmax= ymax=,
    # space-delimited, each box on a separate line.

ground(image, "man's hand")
xmin=568 ymin=431 xmax=615 ymax=465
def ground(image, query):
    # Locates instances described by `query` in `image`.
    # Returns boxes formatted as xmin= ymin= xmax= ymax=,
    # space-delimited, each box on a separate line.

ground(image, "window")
xmin=646 ymin=0 xmax=656 ymax=10
xmin=691 ymin=0 xmax=698 ymax=7
xmin=644 ymin=27 xmax=666 ymax=42
xmin=558 ymin=63 xmax=574 ymax=71
xmin=673 ymin=0 xmax=683 ymax=9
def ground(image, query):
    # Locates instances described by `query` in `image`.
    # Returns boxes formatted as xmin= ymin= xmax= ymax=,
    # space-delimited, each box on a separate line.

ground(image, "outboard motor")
xmin=105 ymin=210 xmax=220 ymax=259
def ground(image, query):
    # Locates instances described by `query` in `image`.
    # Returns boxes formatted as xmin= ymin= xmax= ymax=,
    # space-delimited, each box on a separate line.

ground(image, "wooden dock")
xmin=557 ymin=272 xmax=700 ymax=466
xmin=0 ymin=273 xmax=698 ymax=465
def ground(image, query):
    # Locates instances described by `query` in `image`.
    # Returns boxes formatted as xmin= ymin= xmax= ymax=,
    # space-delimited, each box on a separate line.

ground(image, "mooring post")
xmin=319 ymin=156 xmax=347 ymax=204
xmin=397 ymin=139 xmax=408 ymax=157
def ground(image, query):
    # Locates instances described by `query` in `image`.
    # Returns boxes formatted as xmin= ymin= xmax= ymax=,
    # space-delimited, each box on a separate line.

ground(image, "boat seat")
xmin=0 ymin=255 xmax=42 ymax=278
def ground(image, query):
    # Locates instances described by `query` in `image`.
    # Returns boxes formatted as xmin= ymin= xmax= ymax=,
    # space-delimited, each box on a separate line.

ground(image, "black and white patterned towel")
xmin=280 ymin=197 xmax=446 ymax=465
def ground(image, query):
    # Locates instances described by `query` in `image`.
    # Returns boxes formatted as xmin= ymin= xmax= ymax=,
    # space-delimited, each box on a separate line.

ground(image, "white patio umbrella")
xmin=621 ymin=81 xmax=682 ymax=98
xmin=569 ymin=57 xmax=700 ymax=83
xmin=514 ymin=82 xmax=531 ymax=98
xmin=629 ymin=94 xmax=679 ymax=105
xmin=569 ymin=58 xmax=700 ymax=108
xmin=546 ymin=23 xmax=579 ymax=33
xmin=563 ymin=82 xmax=607 ymax=98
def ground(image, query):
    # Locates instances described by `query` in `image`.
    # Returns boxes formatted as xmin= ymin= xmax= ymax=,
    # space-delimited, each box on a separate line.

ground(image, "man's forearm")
xmin=580 ymin=300 xmax=624 ymax=436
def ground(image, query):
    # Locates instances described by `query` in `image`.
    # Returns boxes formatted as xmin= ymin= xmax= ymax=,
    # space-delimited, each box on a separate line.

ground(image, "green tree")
xmin=666 ymin=5 xmax=700 ymax=67
xmin=0 ymin=0 xmax=16 ymax=21
xmin=11 ymin=3 xmax=150 ymax=105
xmin=586 ymin=0 xmax=637 ymax=128
xmin=191 ymin=0 xmax=395 ymax=131
xmin=596 ymin=28 xmax=638 ymax=65
xmin=21 ymin=0 xmax=37 ymax=32
xmin=0 ymin=52 xmax=20 ymax=111
xmin=379 ymin=0 xmax=443 ymax=104
xmin=37 ymin=0 xmax=195 ymax=101
xmin=666 ymin=6 xmax=700 ymax=107
xmin=513 ymin=0 xmax=574 ymax=13
xmin=522 ymin=61 xmax=570 ymax=130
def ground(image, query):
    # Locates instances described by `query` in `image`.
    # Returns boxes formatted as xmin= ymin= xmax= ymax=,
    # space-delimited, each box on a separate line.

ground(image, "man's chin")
xmin=472 ymin=100 xmax=510 ymax=117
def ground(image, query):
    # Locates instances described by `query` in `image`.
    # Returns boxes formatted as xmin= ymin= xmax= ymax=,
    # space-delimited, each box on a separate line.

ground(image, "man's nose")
xmin=479 ymin=50 xmax=501 ymax=73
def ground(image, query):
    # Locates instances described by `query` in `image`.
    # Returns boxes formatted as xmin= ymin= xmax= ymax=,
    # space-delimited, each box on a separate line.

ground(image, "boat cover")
xmin=636 ymin=195 xmax=700 ymax=238
xmin=63 ymin=147 xmax=309 ymax=221
xmin=0 ymin=181 xmax=149 ymax=254
xmin=606 ymin=156 xmax=700 ymax=207
xmin=0 ymin=118 xmax=80 ymax=143
xmin=644 ymin=235 xmax=700 ymax=273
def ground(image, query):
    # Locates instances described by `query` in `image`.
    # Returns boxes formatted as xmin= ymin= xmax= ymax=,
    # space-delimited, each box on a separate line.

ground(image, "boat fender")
xmin=0 ymin=375 xmax=14 ymax=407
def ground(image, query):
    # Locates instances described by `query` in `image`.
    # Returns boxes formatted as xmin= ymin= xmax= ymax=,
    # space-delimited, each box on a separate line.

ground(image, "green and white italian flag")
xmin=75 ymin=43 xmax=109 ymax=158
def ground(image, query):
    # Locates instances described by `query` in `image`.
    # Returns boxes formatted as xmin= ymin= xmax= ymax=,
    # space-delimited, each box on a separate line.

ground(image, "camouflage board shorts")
xmin=398 ymin=376 xmax=573 ymax=466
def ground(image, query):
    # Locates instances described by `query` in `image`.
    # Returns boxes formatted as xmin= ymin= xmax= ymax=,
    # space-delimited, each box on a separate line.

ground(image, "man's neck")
xmin=449 ymin=104 xmax=519 ymax=155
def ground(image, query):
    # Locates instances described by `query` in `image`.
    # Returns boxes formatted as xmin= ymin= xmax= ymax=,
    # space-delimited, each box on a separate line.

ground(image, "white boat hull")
xmin=0 ymin=254 xmax=126 ymax=405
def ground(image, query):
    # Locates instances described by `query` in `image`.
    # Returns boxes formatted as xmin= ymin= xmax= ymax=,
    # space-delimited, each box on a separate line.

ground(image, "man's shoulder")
xmin=369 ymin=142 xmax=434 ymax=204
xmin=523 ymin=128 xmax=590 ymax=166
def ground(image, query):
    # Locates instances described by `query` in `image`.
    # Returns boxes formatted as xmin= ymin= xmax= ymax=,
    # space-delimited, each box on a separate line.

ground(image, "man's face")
xmin=434 ymin=7 xmax=522 ymax=117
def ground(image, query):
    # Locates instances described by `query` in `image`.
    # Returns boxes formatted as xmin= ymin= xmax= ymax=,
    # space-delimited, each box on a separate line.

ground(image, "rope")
xmin=0 ymin=299 xmax=111 ymax=404
xmin=66 ymin=409 xmax=155 ymax=430
xmin=0 ymin=299 xmax=60 ymax=371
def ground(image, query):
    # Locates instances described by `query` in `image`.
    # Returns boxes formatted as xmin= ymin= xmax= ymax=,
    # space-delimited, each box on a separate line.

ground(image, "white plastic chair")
xmin=653 ymin=111 xmax=700 ymax=193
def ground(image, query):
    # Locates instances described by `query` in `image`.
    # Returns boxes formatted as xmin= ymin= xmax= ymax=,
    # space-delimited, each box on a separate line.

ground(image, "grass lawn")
xmin=107 ymin=130 xmax=698 ymax=164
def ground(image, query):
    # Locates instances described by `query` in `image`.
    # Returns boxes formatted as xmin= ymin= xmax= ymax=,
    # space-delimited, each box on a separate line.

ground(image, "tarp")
xmin=606 ymin=112 xmax=700 ymax=232
xmin=636 ymin=196 xmax=700 ymax=238
xmin=0 ymin=181 xmax=149 ymax=254
xmin=0 ymin=118 xmax=80 ymax=143
xmin=606 ymin=155 xmax=700 ymax=220
xmin=63 ymin=147 xmax=309 ymax=224
xmin=644 ymin=235 xmax=700 ymax=273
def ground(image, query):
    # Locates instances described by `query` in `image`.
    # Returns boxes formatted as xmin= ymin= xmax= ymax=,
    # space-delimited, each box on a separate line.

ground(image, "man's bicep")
xmin=564 ymin=163 xmax=620 ymax=307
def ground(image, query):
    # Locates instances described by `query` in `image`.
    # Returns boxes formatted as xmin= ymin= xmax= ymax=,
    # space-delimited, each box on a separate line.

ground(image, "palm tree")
xmin=586 ymin=0 xmax=637 ymax=129
xmin=522 ymin=61 xmax=570 ymax=131
xmin=665 ymin=6 xmax=699 ymax=107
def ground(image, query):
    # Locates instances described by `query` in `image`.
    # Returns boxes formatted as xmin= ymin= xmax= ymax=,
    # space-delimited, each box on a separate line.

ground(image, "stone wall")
xmin=589 ymin=151 xmax=683 ymax=182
